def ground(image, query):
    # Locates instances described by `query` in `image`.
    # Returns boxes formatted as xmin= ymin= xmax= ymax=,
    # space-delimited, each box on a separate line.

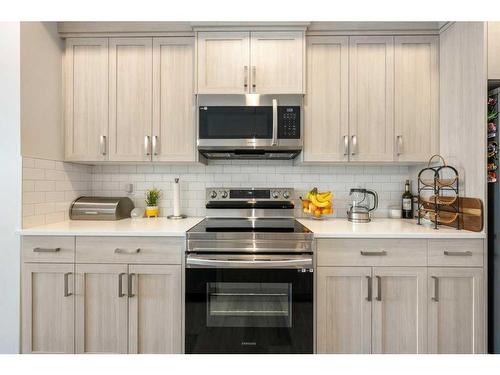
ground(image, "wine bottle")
xmin=402 ymin=180 xmax=413 ymax=219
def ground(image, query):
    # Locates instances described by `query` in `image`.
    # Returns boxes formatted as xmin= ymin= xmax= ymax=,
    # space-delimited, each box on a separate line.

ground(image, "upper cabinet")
xmin=64 ymin=38 xmax=108 ymax=162
xmin=394 ymin=36 xmax=439 ymax=162
xmin=304 ymin=36 xmax=349 ymax=162
xmin=304 ymin=35 xmax=439 ymax=163
xmin=488 ymin=22 xmax=500 ymax=80
xmin=108 ymin=38 xmax=153 ymax=162
xmin=196 ymin=31 xmax=304 ymax=94
xmin=64 ymin=37 xmax=196 ymax=163
xmin=152 ymin=37 xmax=195 ymax=162
xmin=349 ymin=36 xmax=394 ymax=162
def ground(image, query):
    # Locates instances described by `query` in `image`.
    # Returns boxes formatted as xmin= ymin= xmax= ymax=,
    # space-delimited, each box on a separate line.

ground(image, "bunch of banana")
xmin=301 ymin=188 xmax=333 ymax=218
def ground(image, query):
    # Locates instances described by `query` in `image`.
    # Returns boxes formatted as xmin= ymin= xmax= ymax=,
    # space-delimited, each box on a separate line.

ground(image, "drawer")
xmin=317 ymin=239 xmax=427 ymax=267
xmin=22 ymin=236 xmax=75 ymax=263
xmin=76 ymin=236 xmax=183 ymax=264
xmin=428 ymin=239 xmax=484 ymax=267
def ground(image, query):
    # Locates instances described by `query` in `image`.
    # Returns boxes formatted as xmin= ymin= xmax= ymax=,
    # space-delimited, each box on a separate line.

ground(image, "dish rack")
xmin=417 ymin=154 xmax=460 ymax=230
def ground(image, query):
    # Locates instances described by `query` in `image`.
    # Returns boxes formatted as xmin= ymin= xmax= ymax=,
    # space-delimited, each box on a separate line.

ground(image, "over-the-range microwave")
xmin=197 ymin=95 xmax=302 ymax=160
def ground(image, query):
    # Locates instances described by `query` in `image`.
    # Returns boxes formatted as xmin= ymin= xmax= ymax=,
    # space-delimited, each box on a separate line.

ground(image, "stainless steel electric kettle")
xmin=347 ymin=188 xmax=378 ymax=223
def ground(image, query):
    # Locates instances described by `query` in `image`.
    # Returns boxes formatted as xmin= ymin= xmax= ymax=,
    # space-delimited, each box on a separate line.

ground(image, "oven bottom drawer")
xmin=185 ymin=267 xmax=313 ymax=354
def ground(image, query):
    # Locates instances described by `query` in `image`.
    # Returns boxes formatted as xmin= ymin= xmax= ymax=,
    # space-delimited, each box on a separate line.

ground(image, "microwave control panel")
xmin=278 ymin=106 xmax=300 ymax=139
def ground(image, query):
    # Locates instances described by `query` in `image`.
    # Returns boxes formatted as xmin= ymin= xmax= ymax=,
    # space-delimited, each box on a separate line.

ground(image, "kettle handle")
xmin=366 ymin=189 xmax=378 ymax=212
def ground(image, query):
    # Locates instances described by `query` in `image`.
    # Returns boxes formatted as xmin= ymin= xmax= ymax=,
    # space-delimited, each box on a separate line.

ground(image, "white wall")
xmin=21 ymin=22 xmax=64 ymax=161
xmin=0 ymin=22 xmax=21 ymax=353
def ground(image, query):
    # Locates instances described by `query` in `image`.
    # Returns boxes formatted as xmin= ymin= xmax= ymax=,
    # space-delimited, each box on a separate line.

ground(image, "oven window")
xmin=206 ymin=282 xmax=292 ymax=328
xmin=199 ymin=106 xmax=273 ymax=139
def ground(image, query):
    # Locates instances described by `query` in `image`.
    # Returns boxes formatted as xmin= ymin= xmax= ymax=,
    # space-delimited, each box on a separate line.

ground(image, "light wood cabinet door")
xmin=488 ymin=22 xmax=500 ymax=80
xmin=304 ymin=36 xmax=349 ymax=162
xmin=109 ymin=38 xmax=153 ymax=161
xmin=394 ymin=36 xmax=439 ymax=162
xmin=128 ymin=265 xmax=182 ymax=354
xmin=196 ymin=32 xmax=250 ymax=94
xmin=64 ymin=38 xmax=108 ymax=161
xmin=372 ymin=267 xmax=427 ymax=354
xmin=22 ymin=263 xmax=75 ymax=353
xmin=250 ymin=31 xmax=304 ymax=94
xmin=428 ymin=268 xmax=485 ymax=353
xmin=152 ymin=37 xmax=196 ymax=162
xmin=317 ymin=267 xmax=372 ymax=353
xmin=349 ymin=36 xmax=394 ymax=162
xmin=75 ymin=263 xmax=128 ymax=353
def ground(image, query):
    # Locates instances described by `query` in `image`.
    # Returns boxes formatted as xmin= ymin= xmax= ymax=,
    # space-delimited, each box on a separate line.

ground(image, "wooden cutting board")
xmin=421 ymin=197 xmax=483 ymax=232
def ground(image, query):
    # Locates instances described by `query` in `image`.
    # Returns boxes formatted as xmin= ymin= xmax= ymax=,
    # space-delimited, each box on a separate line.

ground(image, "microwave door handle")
xmin=271 ymin=99 xmax=278 ymax=146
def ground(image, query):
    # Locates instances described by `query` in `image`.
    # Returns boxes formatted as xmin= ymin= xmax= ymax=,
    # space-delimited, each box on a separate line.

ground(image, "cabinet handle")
xmin=366 ymin=276 xmax=372 ymax=301
xmin=375 ymin=275 xmax=382 ymax=301
xmin=360 ymin=250 xmax=387 ymax=256
xmin=443 ymin=250 xmax=472 ymax=256
xmin=351 ymin=135 xmax=357 ymax=155
xmin=431 ymin=276 xmax=439 ymax=302
xmin=396 ymin=135 xmax=403 ymax=155
xmin=152 ymin=135 xmax=159 ymax=156
xmin=252 ymin=66 xmax=256 ymax=92
xmin=118 ymin=272 xmax=126 ymax=298
xmin=128 ymin=273 xmax=135 ymax=298
xmin=144 ymin=135 xmax=151 ymax=156
xmin=244 ymin=65 xmax=248 ymax=89
xmin=343 ymin=135 xmax=349 ymax=156
xmin=99 ymin=135 xmax=107 ymax=156
xmin=114 ymin=248 xmax=141 ymax=254
xmin=33 ymin=247 xmax=60 ymax=253
xmin=64 ymin=272 xmax=73 ymax=297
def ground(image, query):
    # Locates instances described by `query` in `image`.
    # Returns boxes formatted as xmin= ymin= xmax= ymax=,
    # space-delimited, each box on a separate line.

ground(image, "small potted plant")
xmin=145 ymin=188 xmax=161 ymax=218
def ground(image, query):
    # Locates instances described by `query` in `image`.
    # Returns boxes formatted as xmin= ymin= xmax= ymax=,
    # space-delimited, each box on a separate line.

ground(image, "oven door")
xmin=185 ymin=254 xmax=313 ymax=354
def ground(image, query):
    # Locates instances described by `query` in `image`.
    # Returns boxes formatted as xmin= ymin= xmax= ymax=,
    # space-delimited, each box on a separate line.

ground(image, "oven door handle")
xmin=186 ymin=255 xmax=313 ymax=269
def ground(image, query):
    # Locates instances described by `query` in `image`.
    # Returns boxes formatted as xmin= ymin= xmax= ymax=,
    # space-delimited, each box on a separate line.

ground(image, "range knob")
xmin=210 ymin=190 xmax=217 ymax=199
xmin=283 ymin=191 xmax=290 ymax=199
xmin=220 ymin=190 xmax=228 ymax=199
xmin=272 ymin=191 xmax=279 ymax=199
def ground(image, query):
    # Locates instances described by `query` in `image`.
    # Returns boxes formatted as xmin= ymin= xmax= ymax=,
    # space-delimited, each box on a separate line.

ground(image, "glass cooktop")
xmin=188 ymin=218 xmax=312 ymax=234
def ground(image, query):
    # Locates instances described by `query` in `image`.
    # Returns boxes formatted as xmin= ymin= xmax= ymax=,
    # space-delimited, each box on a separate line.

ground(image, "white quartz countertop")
xmin=18 ymin=217 xmax=204 ymax=237
xmin=297 ymin=218 xmax=486 ymax=239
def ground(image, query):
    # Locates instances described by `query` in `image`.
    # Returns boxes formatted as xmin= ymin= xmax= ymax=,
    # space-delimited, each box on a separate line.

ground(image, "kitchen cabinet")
xmin=152 ymin=37 xmax=196 ymax=162
xmin=316 ymin=267 xmax=371 ymax=354
xmin=394 ymin=36 xmax=439 ymax=162
xmin=488 ymin=22 xmax=500 ymax=80
xmin=303 ymin=36 xmax=349 ymax=162
xmin=196 ymin=31 xmax=304 ymax=94
xmin=75 ymin=263 xmax=129 ymax=353
xmin=428 ymin=267 xmax=485 ymax=354
xmin=21 ymin=263 xmax=75 ymax=354
xmin=64 ymin=38 xmax=108 ymax=162
xmin=128 ymin=265 xmax=182 ymax=354
xmin=196 ymin=32 xmax=250 ymax=94
xmin=108 ymin=38 xmax=153 ymax=162
xmin=371 ymin=267 xmax=427 ymax=354
xmin=349 ymin=36 xmax=394 ymax=162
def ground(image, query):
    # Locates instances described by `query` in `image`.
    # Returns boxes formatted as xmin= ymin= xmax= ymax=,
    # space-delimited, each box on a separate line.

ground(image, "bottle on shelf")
xmin=402 ymin=180 xmax=413 ymax=219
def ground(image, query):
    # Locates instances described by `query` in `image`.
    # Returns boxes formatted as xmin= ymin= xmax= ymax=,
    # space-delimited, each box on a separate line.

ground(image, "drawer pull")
xmin=114 ymin=248 xmax=141 ymax=254
xmin=360 ymin=250 xmax=387 ymax=256
xmin=443 ymin=250 xmax=472 ymax=256
xmin=33 ymin=247 xmax=61 ymax=253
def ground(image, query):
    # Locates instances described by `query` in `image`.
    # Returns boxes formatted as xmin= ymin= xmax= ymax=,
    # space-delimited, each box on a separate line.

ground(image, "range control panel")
xmin=278 ymin=106 xmax=300 ymax=139
xmin=206 ymin=188 xmax=294 ymax=202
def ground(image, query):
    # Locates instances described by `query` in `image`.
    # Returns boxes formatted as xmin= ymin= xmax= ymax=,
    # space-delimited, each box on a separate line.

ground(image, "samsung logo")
xmin=241 ymin=342 xmax=257 ymax=346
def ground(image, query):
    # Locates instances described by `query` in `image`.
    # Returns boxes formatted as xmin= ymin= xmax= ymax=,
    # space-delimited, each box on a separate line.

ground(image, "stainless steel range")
xmin=185 ymin=187 xmax=314 ymax=354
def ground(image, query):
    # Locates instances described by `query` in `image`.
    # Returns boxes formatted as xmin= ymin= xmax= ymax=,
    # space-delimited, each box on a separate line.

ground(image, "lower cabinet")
xmin=21 ymin=263 xmax=75 ymax=354
xmin=317 ymin=266 xmax=427 ymax=354
xmin=427 ymin=267 xmax=485 ymax=354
